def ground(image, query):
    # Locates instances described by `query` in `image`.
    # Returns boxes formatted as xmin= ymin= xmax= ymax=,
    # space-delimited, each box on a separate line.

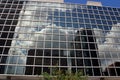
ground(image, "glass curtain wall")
xmin=0 ymin=0 xmax=120 ymax=76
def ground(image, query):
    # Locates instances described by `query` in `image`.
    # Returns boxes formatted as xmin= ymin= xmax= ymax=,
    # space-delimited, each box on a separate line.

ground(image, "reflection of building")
xmin=71 ymin=29 xmax=101 ymax=76
xmin=104 ymin=62 xmax=120 ymax=76
xmin=0 ymin=0 xmax=23 ymax=74
xmin=25 ymin=49 xmax=67 ymax=75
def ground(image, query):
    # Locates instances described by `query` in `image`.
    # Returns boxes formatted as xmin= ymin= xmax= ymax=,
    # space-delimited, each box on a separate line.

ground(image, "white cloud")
xmin=94 ymin=24 xmax=120 ymax=71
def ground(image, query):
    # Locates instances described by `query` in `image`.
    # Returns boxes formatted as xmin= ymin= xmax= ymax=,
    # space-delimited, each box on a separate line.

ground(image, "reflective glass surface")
xmin=0 ymin=0 xmax=120 ymax=77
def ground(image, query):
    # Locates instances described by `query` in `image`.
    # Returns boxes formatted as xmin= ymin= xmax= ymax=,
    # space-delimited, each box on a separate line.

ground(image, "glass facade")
xmin=0 ymin=0 xmax=120 ymax=77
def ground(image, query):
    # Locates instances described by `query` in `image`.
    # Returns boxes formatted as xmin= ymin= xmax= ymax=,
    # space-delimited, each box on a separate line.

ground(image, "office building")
xmin=0 ymin=0 xmax=24 ymax=74
xmin=0 ymin=0 xmax=120 ymax=80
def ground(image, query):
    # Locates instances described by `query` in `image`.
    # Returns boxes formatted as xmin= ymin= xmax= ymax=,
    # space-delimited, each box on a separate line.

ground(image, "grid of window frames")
xmin=0 ymin=0 xmax=120 ymax=77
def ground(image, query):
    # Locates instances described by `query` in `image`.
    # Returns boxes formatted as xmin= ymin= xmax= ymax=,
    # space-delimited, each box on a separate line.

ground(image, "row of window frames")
xmin=16 ymin=0 xmax=118 ymax=11
xmin=0 ymin=11 xmax=118 ymax=19
xmin=0 ymin=53 xmax=119 ymax=57
xmin=41 ymin=14 xmax=120 ymax=20
xmin=21 ymin=15 xmax=119 ymax=24
xmin=68 ymin=9 xmax=120 ymax=15
xmin=24 ymin=8 xmax=120 ymax=15
xmin=1 ymin=57 xmax=120 ymax=61
xmin=52 ymin=13 xmax=120 ymax=18
xmin=53 ymin=19 xmax=117 ymax=28
xmin=1 ymin=32 xmax=118 ymax=38
xmin=0 ymin=61 xmax=115 ymax=68
xmin=0 ymin=57 xmax=101 ymax=60
xmin=0 ymin=4 xmax=23 ymax=9
xmin=52 ymin=16 xmax=119 ymax=22
xmin=37 ymin=9 xmax=120 ymax=16
xmin=16 ymin=7 xmax=120 ymax=14
xmin=1 ymin=15 xmax=118 ymax=22
xmin=1 ymin=57 xmax=102 ymax=60
xmin=13 ymin=31 xmax=116 ymax=36
xmin=54 ymin=24 xmax=112 ymax=30
xmin=41 ymin=15 xmax=119 ymax=21
xmin=0 ymin=57 xmax=103 ymax=63
xmin=18 ymin=4 xmax=120 ymax=14
xmin=63 ymin=10 xmax=120 ymax=16
xmin=1 ymin=7 xmax=118 ymax=16
xmin=31 ymin=10 xmax=120 ymax=17
xmin=22 ymin=3 xmax=120 ymax=12
xmin=23 ymin=37 xmax=119 ymax=41
xmin=23 ymin=2 xmax=118 ymax=11
xmin=9 ymin=59 xmax=100 ymax=65
xmin=1 ymin=10 xmax=117 ymax=19
xmin=0 ymin=28 xmax=113 ymax=35
xmin=0 ymin=21 xmax=116 ymax=29
xmin=0 ymin=29 xmax=114 ymax=34
xmin=0 ymin=24 xmax=114 ymax=31
xmin=0 ymin=29 xmax=117 ymax=35
xmin=0 ymin=0 xmax=23 ymax=3
xmin=86 ymin=5 xmax=120 ymax=11
xmin=0 ymin=26 xmax=113 ymax=34
xmin=1 ymin=38 xmax=119 ymax=43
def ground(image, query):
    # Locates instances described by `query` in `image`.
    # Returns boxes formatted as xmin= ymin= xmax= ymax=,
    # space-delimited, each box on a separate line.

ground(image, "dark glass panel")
xmin=66 ymin=12 xmax=71 ymax=16
xmin=43 ymin=67 xmax=50 ymax=74
xmin=107 ymin=21 xmax=113 ymax=25
xmin=84 ymin=14 xmax=89 ymax=18
xmin=25 ymin=66 xmax=33 ymax=75
xmin=89 ymin=14 xmax=94 ymax=18
xmin=99 ymin=11 xmax=104 ymax=14
xmin=71 ymin=59 xmax=76 ymax=66
xmin=60 ymin=17 xmax=65 ymax=22
xmin=94 ymin=10 xmax=99 ymax=14
xmin=98 ymin=6 xmax=102 ymax=10
xmin=54 ymin=9 xmax=59 ymax=16
xmin=103 ymin=7 xmax=107 ymax=10
xmin=111 ymin=16 xmax=116 ymax=20
xmin=77 ymin=9 xmax=82 ymax=13
xmin=88 ymin=10 xmax=93 ymax=14
xmin=104 ymin=11 xmax=109 ymax=15
xmin=113 ymin=21 xmax=117 ymax=24
xmin=60 ymin=22 xmax=65 ymax=27
xmin=84 ymin=19 xmax=90 ymax=23
xmin=102 ymin=20 xmax=107 ymax=25
xmin=92 ymin=6 xmax=97 ymax=9
xmin=95 ymin=15 xmax=100 ymax=19
xmin=82 ymin=9 xmax=87 ymax=13
xmin=114 ymin=12 xmax=119 ymax=16
xmin=72 ymin=18 xmax=78 ymax=22
xmin=78 ymin=13 xmax=83 ymax=17
xmin=44 ymin=58 xmax=51 ymax=65
xmin=84 ymin=59 xmax=91 ymax=66
xmin=54 ymin=17 xmax=59 ymax=21
xmin=79 ymin=18 xmax=84 ymax=23
xmin=66 ymin=23 xmax=72 ymax=27
xmin=106 ymin=16 xmax=111 ymax=20
xmin=60 ymin=12 xmax=65 ymax=16
xmin=109 ymin=12 xmax=114 ymax=15
xmin=72 ymin=13 xmax=77 ymax=17
xmin=107 ymin=7 xmax=112 ymax=11
xmin=52 ymin=58 xmax=59 ymax=65
xmin=66 ymin=18 xmax=72 ymax=22
xmin=87 ymin=6 xmax=92 ymax=9
xmin=34 ymin=67 xmax=42 ymax=75
xmin=117 ymin=17 xmax=120 ymax=21
xmin=35 ymin=58 xmax=42 ymax=65
xmin=73 ymin=23 xmax=79 ymax=28
xmin=96 ymin=20 xmax=102 ymax=24
xmin=90 ymin=19 xmax=96 ymax=24
xmin=113 ymin=8 xmax=117 ymax=11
